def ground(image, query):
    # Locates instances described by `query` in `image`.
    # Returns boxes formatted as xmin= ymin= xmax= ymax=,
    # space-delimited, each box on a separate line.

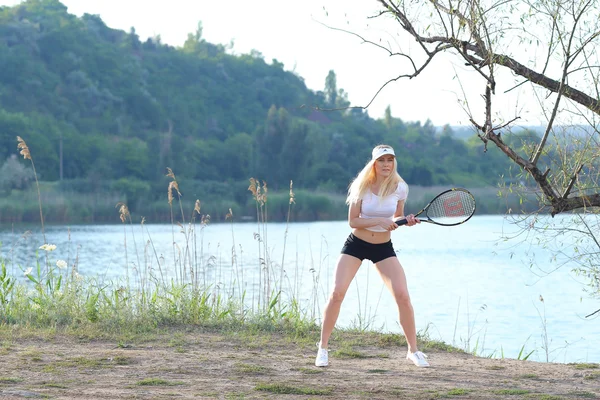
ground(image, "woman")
xmin=315 ymin=144 xmax=429 ymax=368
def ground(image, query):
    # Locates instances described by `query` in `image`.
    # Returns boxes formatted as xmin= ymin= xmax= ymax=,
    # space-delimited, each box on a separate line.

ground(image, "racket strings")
xmin=427 ymin=190 xmax=475 ymax=220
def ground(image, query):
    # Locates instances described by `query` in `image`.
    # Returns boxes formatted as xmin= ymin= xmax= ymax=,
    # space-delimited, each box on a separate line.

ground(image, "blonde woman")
xmin=315 ymin=144 xmax=429 ymax=368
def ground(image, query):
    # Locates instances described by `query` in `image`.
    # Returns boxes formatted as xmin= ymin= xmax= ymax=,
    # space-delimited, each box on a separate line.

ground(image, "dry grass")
xmin=0 ymin=330 xmax=597 ymax=400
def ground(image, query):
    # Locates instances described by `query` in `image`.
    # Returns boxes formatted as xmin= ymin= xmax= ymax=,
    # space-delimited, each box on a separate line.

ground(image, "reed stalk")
xmin=248 ymin=178 xmax=263 ymax=311
xmin=116 ymin=202 xmax=130 ymax=290
xmin=279 ymin=181 xmax=295 ymax=310
xmin=16 ymin=137 xmax=45 ymax=245
xmin=192 ymin=200 xmax=201 ymax=291
xmin=166 ymin=168 xmax=182 ymax=285
xmin=226 ymin=208 xmax=242 ymax=303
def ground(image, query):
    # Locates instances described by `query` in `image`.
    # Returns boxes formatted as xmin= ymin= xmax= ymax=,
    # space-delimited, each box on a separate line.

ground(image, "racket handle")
xmin=395 ymin=216 xmax=422 ymax=226
xmin=394 ymin=218 xmax=408 ymax=226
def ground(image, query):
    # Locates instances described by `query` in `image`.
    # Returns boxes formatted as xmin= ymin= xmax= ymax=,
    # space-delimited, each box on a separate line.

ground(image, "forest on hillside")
xmin=0 ymin=0 xmax=537 ymax=223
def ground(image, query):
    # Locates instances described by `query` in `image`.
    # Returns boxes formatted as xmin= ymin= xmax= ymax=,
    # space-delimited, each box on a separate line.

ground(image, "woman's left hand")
xmin=406 ymin=214 xmax=420 ymax=227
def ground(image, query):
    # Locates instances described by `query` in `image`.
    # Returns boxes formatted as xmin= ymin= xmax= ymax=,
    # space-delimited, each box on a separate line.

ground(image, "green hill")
xmin=0 ymin=0 xmax=532 ymax=223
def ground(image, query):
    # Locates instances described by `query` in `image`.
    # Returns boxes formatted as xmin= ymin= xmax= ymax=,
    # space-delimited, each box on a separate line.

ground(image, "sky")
xmin=1 ymin=0 xmax=549 ymax=127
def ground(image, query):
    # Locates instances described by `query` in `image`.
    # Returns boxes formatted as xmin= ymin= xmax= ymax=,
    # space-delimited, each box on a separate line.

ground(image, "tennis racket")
xmin=395 ymin=188 xmax=476 ymax=226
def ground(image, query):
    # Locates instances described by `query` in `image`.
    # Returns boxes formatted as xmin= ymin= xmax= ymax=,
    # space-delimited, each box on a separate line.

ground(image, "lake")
xmin=1 ymin=215 xmax=598 ymax=364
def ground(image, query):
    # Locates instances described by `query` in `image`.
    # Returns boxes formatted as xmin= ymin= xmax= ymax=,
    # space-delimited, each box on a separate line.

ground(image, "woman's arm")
xmin=394 ymin=199 xmax=419 ymax=226
xmin=394 ymin=199 xmax=406 ymax=220
xmin=347 ymin=201 xmax=395 ymax=230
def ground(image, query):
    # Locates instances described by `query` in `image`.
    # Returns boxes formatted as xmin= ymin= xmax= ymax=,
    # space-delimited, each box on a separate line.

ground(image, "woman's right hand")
xmin=379 ymin=218 xmax=397 ymax=231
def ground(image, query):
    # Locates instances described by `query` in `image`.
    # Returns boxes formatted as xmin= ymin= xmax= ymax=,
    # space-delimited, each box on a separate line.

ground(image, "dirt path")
xmin=0 ymin=332 xmax=598 ymax=399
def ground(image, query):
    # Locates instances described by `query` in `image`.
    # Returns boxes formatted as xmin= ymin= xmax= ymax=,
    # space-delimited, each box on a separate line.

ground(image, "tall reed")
xmin=116 ymin=202 xmax=131 ymax=290
xmin=279 ymin=181 xmax=295 ymax=307
xmin=166 ymin=168 xmax=181 ymax=284
xmin=191 ymin=200 xmax=202 ymax=291
xmin=248 ymin=178 xmax=268 ymax=311
xmin=225 ymin=208 xmax=242 ymax=302
xmin=16 ymin=137 xmax=46 ymax=246
xmin=246 ymin=177 xmax=301 ymax=316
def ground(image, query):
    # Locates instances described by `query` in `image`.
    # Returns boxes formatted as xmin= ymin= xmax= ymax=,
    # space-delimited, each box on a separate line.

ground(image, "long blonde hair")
xmin=346 ymin=144 xmax=404 ymax=205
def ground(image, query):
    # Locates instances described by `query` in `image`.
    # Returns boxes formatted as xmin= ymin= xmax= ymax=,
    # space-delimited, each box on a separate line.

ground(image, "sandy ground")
xmin=0 ymin=332 xmax=599 ymax=399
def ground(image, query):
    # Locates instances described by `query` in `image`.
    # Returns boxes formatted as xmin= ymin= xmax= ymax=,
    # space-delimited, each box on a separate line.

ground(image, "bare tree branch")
xmin=585 ymin=308 xmax=600 ymax=318
xmin=371 ymin=0 xmax=600 ymax=215
xmin=562 ymin=164 xmax=584 ymax=198
xmin=376 ymin=0 xmax=600 ymax=116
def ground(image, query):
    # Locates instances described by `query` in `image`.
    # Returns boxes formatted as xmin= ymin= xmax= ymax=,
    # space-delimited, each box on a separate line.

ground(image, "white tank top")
xmin=360 ymin=182 xmax=409 ymax=232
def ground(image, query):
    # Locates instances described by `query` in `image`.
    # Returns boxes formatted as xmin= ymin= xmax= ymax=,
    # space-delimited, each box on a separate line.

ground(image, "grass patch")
xmin=332 ymin=348 xmax=369 ymax=359
xmin=168 ymin=334 xmax=187 ymax=349
xmin=0 ymin=313 xmax=459 ymax=358
xmin=568 ymin=391 xmax=599 ymax=398
xmin=293 ymin=367 xmax=323 ymax=374
xmin=42 ymin=382 xmax=69 ymax=388
xmin=136 ymin=378 xmax=184 ymax=386
xmin=112 ymin=355 xmax=135 ymax=365
xmin=234 ymin=363 xmax=272 ymax=374
xmin=0 ymin=377 xmax=22 ymax=384
xmin=526 ymin=395 xmax=565 ymax=400
xmin=53 ymin=357 xmax=105 ymax=369
xmin=21 ymin=348 xmax=42 ymax=360
xmin=0 ymin=342 xmax=10 ymax=355
xmin=367 ymin=369 xmax=389 ymax=374
xmin=340 ymin=330 xmax=462 ymax=353
xmin=255 ymin=382 xmax=332 ymax=395
xmin=224 ymin=394 xmax=247 ymax=399
xmin=425 ymin=340 xmax=462 ymax=352
xmin=448 ymin=388 xmax=472 ymax=396
xmin=388 ymin=388 xmax=410 ymax=397
xmin=571 ymin=363 xmax=599 ymax=370
xmin=520 ymin=373 xmax=539 ymax=379
xmin=233 ymin=335 xmax=276 ymax=350
xmin=374 ymin=333 xmax=407 ymax=347
xmin=197 ymin=392 xmax=219 ymax=398
xmin=350 ymin=391 xmax=372 ymax=396
xmin=42 ymin=365 xmax=58 ymax=373
xmin=583 ymin=372 xmax=600 ymax=380
xmin=486 ymin=365 xmax=506 ymax=370
xmin=493 ymin=389 xmax=530 ymax=395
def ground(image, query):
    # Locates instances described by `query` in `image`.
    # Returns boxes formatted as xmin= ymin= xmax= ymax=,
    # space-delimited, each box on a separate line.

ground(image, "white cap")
xmin=372 ymin=146 xmax=395 ymax=160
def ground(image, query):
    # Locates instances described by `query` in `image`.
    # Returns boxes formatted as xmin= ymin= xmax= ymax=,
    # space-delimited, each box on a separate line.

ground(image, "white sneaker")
xmin=407 ymin=350 xmax=430 ymax=367
xmin=315 ymin=344 xmax=328 ymax=367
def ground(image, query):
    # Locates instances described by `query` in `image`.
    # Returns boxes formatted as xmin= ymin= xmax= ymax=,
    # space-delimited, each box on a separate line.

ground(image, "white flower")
xmin=56 ymin=260 xmax=67 ymax=269
xmin=74 ymin=272 xmax=84 ymax=282
xmin=31 ymin=303 xmax=41 ymax=310
xmin=39 ymin=244 xmax=57 ymax=252
xmin=24 ymin=267 xmax=33 ymax=276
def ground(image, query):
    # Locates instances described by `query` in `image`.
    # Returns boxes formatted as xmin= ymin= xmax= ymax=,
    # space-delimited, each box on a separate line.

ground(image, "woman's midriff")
xmin=352 ymin=228 xmax=392 ymax=244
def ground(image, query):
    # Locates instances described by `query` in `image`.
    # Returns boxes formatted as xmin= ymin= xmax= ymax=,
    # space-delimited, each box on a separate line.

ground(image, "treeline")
xmin=0 ymin=0 xmax=537 ymax=223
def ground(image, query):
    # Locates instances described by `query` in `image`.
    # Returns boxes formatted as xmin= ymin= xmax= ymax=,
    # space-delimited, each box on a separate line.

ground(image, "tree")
xmin=0 ymin=154 xmax=34 ymax=193
xmin=356 ymin=0 xmax=600 ymax=302
xmin=254 ymin=105 xmax=290 ymax=187
xmin=183 ymin=21 xmax=204 ymax=54
xmin=279 ymin=120 xmax=310 ymax=185
xmin=324 ymin=70 xmax=338 ymax=108
xmin=384 ymin=105 xmax=393 ymax=130
xmin=366 ymin=0 xmax=600 ymax=214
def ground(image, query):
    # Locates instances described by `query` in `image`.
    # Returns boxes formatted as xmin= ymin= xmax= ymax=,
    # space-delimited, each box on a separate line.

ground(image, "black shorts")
xmin=340 ymin=233 xmax=397 ymax=264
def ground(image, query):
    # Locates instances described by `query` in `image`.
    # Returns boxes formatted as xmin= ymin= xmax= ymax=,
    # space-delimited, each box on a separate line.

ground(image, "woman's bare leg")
xmin=375 ymin=257 xmax=418 ymax=352
xmin=319 ymin=254 xmax=362 ymax=349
